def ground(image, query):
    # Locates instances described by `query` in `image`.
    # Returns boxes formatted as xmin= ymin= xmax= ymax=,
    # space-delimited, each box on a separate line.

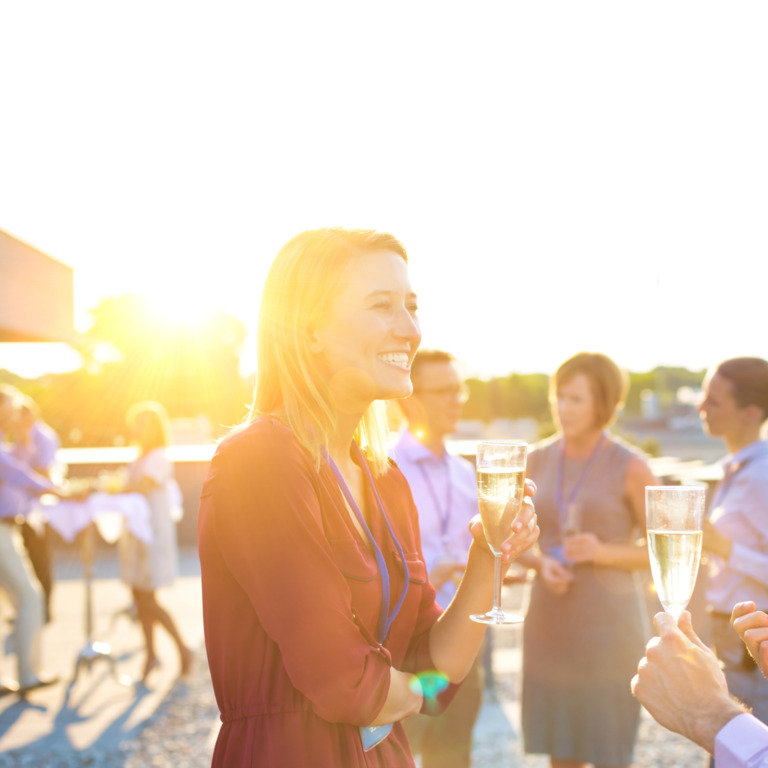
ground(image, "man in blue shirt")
xmin=698 ymin=357 xmax=768 ymax=725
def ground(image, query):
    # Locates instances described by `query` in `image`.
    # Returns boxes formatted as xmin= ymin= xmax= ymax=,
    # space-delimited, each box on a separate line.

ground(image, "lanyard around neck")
xmin=556 ymin=433 xmax=606 ymax=526
xmin=326 ymin=443 xmax=409 ymax=644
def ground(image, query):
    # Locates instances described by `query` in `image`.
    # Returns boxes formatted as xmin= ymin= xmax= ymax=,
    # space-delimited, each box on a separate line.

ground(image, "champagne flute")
xmin=471 ymin=440 xmax=528 ymax=625
xmin=645 ymin=485 xmax=706 ymax=621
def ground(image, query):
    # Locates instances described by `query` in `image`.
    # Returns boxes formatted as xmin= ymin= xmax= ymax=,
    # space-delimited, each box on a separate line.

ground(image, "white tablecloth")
xmin=33 ymin=492 xmax=153 ymax=544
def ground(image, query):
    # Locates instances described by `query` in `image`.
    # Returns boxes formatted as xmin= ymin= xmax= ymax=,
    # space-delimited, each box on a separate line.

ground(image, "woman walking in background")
xmin=520 ymin=352 xmax=658 ymax=768
xmin=119 ymin=401 xmax=193 ymax=682
xmin=197 ymin=227 xmax=539 ymax=767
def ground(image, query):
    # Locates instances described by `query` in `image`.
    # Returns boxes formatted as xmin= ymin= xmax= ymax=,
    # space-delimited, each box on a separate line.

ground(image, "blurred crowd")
xmin=0 ymin=385 xmax=190 ymax=699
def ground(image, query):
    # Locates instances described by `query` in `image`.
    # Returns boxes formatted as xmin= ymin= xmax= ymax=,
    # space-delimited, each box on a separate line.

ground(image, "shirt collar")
xmin=722 ymin=440 xmax=768 ymax=473
xmin=395 ymin=428 xmax=445 ymax=464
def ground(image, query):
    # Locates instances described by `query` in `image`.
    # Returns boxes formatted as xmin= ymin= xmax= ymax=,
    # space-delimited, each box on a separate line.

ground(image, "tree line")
xmin=0 ymin=294 xmax=706 ymax=448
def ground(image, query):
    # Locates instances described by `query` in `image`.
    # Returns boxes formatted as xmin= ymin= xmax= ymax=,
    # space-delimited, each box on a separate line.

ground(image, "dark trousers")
xmin=20 ymin=522 xmax=53 ymax=623
xmin=403 ymin=651 xmax=485 ymax=768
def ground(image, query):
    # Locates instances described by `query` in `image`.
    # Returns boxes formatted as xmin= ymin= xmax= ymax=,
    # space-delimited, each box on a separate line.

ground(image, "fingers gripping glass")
xmin=471 ymin=441 xmax=528 ymax=625
xmin=645 ymin=486 xmax=705 ymax=621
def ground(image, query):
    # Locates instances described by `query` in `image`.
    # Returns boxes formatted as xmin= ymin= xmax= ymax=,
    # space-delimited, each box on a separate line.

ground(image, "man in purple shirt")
xmin=13 ymin=394 xmax=62 ymax=623
xmin=390 ymin=350 xmax=482 ymax=768
xmin=633 ymin=604 xmax=768 ymax=768
xmin=0 ymin=385 xmax=58 ymax=696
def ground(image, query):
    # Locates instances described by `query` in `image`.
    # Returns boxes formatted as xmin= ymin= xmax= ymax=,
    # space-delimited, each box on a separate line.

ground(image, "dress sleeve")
xmin=383 ymin=465 xmax=460 ymax=715
xmin=206 ymin=428 xmax=392 ymax=726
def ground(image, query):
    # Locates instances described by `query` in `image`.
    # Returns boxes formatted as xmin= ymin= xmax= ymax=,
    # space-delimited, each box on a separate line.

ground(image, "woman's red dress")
xmin=198 ymin=418 xmax=453 ymax=767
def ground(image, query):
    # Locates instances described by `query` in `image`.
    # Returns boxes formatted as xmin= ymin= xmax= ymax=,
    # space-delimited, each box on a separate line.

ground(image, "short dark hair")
xmin=410 ymin=349 xmax=455 ymax=382
xmin=714 ymin=357 xmax=768 ymax=421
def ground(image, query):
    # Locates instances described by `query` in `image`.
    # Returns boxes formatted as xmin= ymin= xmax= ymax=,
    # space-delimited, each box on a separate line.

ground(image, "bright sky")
xmin=1 ymin=2 xmax=766 ymax=380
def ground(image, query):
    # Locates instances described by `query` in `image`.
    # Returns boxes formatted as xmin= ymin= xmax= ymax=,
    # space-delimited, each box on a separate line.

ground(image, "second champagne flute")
xmin=471 ymin=440 xmax=528 ymax=625
xmin=645 ymin=485 xmax=706 ymax=621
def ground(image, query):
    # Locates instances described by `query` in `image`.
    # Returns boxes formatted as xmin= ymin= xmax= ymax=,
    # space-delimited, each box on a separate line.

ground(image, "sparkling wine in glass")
xmin=645 ymin=485 xmax=706 ymax=621
xmin=471 ymin=440 xmax=528 ymax=625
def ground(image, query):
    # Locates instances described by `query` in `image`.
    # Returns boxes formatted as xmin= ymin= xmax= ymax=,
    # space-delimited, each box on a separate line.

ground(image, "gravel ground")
xmin=0 ymin=651 xmax=218 ymax=768
xmin=0 ymin=572 xmax=709 ymax=768
xmin=0 ymin=651 xmax=708 ymax=768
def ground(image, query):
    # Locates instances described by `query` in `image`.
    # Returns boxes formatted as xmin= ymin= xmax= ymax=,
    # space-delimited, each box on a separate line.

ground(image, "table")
xmin=33 ymin=493 xmax=153 ymax=685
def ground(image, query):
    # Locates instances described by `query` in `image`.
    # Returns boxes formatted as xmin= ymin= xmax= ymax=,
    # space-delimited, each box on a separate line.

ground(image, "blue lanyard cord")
xmin=556 ymin=433 xmax=606 ymax=529
xmin=415 ymin=455 xmax=452 ymax=546
xmin=326 ymin=443 xmax=409 ymax=644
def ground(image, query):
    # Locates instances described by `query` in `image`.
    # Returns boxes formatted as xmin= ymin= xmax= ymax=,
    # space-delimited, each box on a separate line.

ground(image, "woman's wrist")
xmin=468 ymin=540 xmax=496 ymax=566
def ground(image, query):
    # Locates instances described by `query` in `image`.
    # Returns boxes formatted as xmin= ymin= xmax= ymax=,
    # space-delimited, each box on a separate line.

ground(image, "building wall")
xmin=0 ymin=229 xmax=74 ymax=342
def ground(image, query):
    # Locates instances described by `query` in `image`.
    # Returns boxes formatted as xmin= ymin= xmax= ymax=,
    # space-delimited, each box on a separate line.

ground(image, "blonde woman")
xmin=119 ymin=401 xmax=192 ymax=682
xmin=197 ymin=228 xmax=539 ymax=767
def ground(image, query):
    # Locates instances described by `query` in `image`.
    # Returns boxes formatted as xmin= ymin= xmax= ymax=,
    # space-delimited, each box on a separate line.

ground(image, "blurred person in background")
xmin=698 ymin=357 xmax=768 ymax=729
xmin=518 ymin=352 xmax=658 ymax=768
xmin=118 ymin=401 xmax=193 ymax=683
xmin=0 ymin=385 xmax=58 ymax=696
xmin=12 ymin=394 xmax=61 ymax=623
xmin=390 ymin=349 xmax=483 ymax=768
xmin=633 ymin=602 xmax=768 ymax=767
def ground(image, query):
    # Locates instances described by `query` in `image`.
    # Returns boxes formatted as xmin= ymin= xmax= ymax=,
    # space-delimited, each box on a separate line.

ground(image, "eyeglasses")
xmin=412 ymin=383 xmax=469 ymax=403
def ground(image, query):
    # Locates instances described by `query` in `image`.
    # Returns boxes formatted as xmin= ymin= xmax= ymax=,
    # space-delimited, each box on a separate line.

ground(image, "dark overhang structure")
xmin=0 ymin=229 xmax=74 ymax=343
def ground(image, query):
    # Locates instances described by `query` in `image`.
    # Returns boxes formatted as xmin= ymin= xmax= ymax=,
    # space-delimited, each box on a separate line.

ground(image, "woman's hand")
xmin=540 ymin=554 xmax=573 ymax=595
xmin=563 ymin=532 xmax=601 ymax=564
xmin=469 ymin=479 xmax=539 ymax=562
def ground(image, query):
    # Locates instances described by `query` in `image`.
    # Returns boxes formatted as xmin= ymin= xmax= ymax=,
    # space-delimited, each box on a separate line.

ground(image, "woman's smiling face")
xmin=311 ymin=249 xmax=421 ymax=413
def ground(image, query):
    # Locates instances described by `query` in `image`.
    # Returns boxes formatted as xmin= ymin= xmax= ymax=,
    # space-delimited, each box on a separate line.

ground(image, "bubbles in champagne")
xmin=477 ymin=469 xmax=525 ymax=555
xmin=647 ymin=529 xmax=703 ymax=620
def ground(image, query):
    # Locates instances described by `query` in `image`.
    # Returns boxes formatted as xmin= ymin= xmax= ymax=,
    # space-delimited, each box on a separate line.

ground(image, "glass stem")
xmin=492 ymin=554 xmax=503 ymax=613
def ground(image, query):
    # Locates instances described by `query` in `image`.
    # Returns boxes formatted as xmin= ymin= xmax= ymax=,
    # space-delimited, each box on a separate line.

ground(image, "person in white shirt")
xmin=698 ymin=357 xmax=768 ymax=726
xmin=632 ymin=603 xmax=768 ymax=767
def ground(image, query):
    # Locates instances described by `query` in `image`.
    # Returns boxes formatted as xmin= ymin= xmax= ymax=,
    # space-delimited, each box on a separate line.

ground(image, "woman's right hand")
xmin=540 ymin=554 xmax=573 ymax=595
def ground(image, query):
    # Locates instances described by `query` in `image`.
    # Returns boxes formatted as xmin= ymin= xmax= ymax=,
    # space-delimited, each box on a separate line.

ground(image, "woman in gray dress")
xmin=520 ymin=352 xmax=658 ymax=768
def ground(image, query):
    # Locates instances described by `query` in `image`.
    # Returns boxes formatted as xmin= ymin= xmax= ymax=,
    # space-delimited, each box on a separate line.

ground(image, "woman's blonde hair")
xmin=249 ymin=227 xmax=408 ymax=476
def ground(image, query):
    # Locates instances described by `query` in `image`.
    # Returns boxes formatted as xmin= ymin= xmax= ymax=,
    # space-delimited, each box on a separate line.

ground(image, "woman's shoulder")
xmin=212 ymin=417 xmax=313 ymax=473
xmin=530 ymin=433 xmax=560 ymax=452
xmin=217 ymin=416 xmax=296 ymax=454
xmin=378 ymin=456 xmax=411 ymax=492
xmin=528 ymin=433 xmax=560 ymax=464
xmin=605 ymin=433 xmax=650 ymax=463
